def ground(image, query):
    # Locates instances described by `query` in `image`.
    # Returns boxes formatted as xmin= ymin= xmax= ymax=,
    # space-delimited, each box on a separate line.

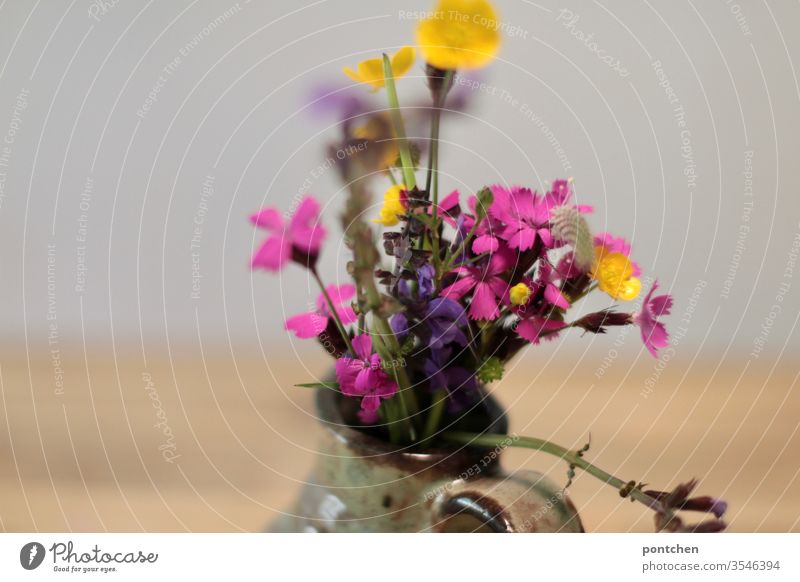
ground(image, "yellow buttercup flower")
xmin=373 ymin=184 xmax=408 ymax=226
xmin=592 ymin=248 xmax=641 ymax=301
xmin=416 ymin=0 xmax=501 ymax=70
xmin=509 ymin=283 xmax=532 ymax=306
xmin=343 ymin=46 xmax=416 ymax=91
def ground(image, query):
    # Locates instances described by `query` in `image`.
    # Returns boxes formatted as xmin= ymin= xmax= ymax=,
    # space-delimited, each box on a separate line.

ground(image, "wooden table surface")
xmin=1 ymin=344 xmax=798 ymax=532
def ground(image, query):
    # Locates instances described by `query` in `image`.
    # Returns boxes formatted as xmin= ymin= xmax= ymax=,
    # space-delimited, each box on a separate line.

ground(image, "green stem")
xmin=311 ymin=269 xmax=354 ymax=355
xmin=460 ymin=252 xmax=490 ymax=266
xmin=442 ymin=431 xmax=664 ymax=513
xmin=379 ymin=400 xmax=403 ymax=444
xmin=421 ymin=388 xmax=448 ymax=442
xmin=425 ymin=71 xmax=453 ymax=275
xmin=442 ymin=214 xmax=484 ymax=276
xmin=370 ymin=323 xmax=416 ymax=443
xmin=382 ymin=55 xmax=416 ymax=190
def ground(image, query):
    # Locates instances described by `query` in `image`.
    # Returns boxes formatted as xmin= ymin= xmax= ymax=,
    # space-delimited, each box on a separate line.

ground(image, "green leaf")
xmin=476 ymin=356 xmax=505 ymax=383
xmin=294 ymin=382 xmax=339 ymax=390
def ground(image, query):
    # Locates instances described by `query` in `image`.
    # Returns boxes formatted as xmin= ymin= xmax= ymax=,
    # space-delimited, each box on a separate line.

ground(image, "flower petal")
xmin=357 ymin=58 xmax=386 ymax=90
xmin=472 ymin=234 xmax=499 ymax=254
xmin=508 ymin=226 xmax=537 ymax=251
xmin=360 ymin=393 xmax=381 ymax=412
xmin=249 ymin=208 xmax=283 ymax=230
xmin=517 ymin=317 xmax=565 ymax=344
xmin=351 ymin=334 xmax=373 ymax=361
xmin=469 ymin=282 xmax=500 ymax=320
xmin=335 ymin=358 xmax=363 ymax=395
xmin=391 ymin=46 xmax=416 ymax=77
xmin=544 ymin=283 xmax=570 ymax=309
xmin=649 ymin=294 xmax=673 ymax=318
xmin=641 ymin=321 xmax=669 ymax=358
xmin=289 ymin=197 xmax=326 ymax=252
xmin=355 ymin=368 xmax=379 ymax=396
xmin=335 ymin=305 xmax=358 ymax=326
xmin=317 ymin=284 xmax=356 ymax=316
xmin=285 ymin=312 xmax=327 ymax=339
xmin=251 ymin=235 xmax=290 ymax=271
xmin=440 ymin=274 xmax=476 ymax=300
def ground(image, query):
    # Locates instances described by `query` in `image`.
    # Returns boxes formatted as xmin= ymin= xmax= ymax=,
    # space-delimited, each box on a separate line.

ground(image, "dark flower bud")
xmin=574 ymin=310 xmax=633 ymax=335
xmin=426 ymin=64 xmax=454 ymax=103
xmin=383 ymin=232 xmax=402 ymax=256
xmin=645 ymin=479 xmax=728 ymax=533
xmin=474 ymin=186 xmax=493 ymax=220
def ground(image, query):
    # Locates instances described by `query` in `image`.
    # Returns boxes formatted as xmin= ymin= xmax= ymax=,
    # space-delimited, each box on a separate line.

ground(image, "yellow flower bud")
xmin=373 ymin=184 xmax=407 ymax=226
xmin=509 ymin=282 xmax=532 ymax=306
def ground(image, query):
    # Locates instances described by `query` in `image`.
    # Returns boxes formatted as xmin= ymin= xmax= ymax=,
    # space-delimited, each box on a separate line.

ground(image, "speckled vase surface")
xmin=271 ymin=389 xmax=583 ymax=533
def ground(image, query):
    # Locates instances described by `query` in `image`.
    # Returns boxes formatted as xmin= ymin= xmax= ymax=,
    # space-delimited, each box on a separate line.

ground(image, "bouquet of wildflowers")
xmin=250 ymin=0 xmax=726 ymax=532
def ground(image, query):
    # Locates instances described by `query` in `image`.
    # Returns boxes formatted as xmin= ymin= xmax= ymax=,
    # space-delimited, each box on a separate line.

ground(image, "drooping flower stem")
xmin=310 ymin=268 xmax=355 ymax=356
xmin=442 ymin=431 xmax=666 ymax=515
xmin=382 ymin=54 xmax=416 ymax=190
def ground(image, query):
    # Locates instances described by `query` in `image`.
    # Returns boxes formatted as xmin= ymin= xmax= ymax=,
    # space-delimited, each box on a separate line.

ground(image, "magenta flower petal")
xmin=251 ymin=235 xmax=290 ymax=271
xmin=487 ymin=246 xmax=515 ymax=274
xmin=641 ymin=321 xmax=669 ymax=358
xmin=488 ymin=185 xmax=512 ymax=221
xmin=469 ymin=282 xmax=500 ymax=320
xmin=316 ymin=284 xmax=356 ymax=315
xmin=634 ymin=281 xmax=673 ymax=357
xmin=440 ymin=275 xmax=476 ymax=301
xmin=375 ymin=377 xmax=398 ymax=398
xmin=354 ymin=368 xmax=376 ymax=396
xmin=439 ymin=189 xmax=460 ymax=211
xmin=335 ymin=305 xmax=358 ymax=325
xmin=289 ymin=197 xmax=326 ymax=252
xmin=361 ymin=393 xmax=381 ymax=412
xmin=327 ymin=284 xmax=356 ymax=305
xmin=507 ymin=226 xmax=537 ymax=251
xmin=350 ymin=334 xmax=373 ymax=360
xmin=250 ymin=208 xmax=283 ymax=229
xmin=544 ymin=283 xmax=570 ymax=309
xmin=335 ymin=358 xmax=362 ymax=396
xmin=517 ymin=318 xmax=565 ymax=344
xmin=649 ymin=295 xmax=673 ymax=318
xmin=537 ymin=228 xmax=553 ymax=247
xmin=472 ymin=234 xmax=499 ymax=254
xmin=487 ymin=277 xmax=510 ymax=301
xmin=285 ymin=312 xmax=327 ymax=338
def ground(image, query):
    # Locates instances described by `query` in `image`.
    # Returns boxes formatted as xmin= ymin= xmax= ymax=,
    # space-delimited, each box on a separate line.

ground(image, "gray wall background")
xmin=0 ymin=0 xmax=798 ymax=366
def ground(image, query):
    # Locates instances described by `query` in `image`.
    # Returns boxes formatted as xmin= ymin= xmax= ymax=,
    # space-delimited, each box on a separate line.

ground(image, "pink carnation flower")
xmin=633 ymin=281 xmax=673 ymax=357
xmin=489 ymin=185 xmax=553 ymax=250
xmin=440 ymin=248 xmax=514 ymax=320
xmin=335 ymin=334 xmax=398 ymax=414
xmin=435 ymin=190 xmax=501 ymax=255
xmin=250 ymin=196 xmax=326 ymax=271
xmin=285 ymin=284 xmax=357 ymax=338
